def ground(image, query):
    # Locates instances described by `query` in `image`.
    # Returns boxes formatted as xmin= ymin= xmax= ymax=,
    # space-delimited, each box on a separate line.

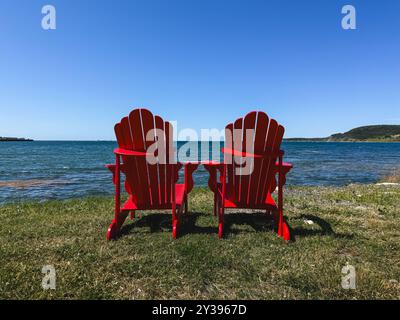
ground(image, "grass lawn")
xmin=0 ymin=185 xmax=399 ymax=299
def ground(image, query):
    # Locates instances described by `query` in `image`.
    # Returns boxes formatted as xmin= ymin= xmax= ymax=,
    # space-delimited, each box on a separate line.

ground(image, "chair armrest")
xmin=114 ymin=148 xmax=149 ymax=157
xmin=271 ymin=161 xmax=292 ymax=192
xmin=203 ymin=161 xmax=224 ymax=193
xmin=107 ymin=148 xmax=150 ymax=185
xmin=105 ymin=164 xmax=126 ymax=184
xmin=273 ymin=161 xmax=293 ymax=172
xmin=222 ymin=147 xmax=284 ymax=158
xmin=182 ymin=162 xmax=200 ymax=193
xmin=201 ymin=160 xmax=224 ymax=167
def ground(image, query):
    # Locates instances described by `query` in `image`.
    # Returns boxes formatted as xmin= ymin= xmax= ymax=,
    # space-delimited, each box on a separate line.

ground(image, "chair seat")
xmin=121 ymin=184 xmax=186 ymax=211
xmin=217 ymin=183 xmax=277 ymax=210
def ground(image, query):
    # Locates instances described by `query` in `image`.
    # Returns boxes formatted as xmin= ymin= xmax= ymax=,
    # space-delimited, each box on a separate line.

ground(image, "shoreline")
xmin=1 ymin=183 xmax=399 ymax=206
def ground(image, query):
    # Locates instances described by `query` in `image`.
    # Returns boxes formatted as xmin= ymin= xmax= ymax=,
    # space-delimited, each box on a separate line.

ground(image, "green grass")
xmin=0 ymin=185 xmax=399 ymax=299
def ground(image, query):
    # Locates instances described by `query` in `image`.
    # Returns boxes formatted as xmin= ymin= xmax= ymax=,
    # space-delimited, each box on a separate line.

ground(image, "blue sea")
xmin=0 ymin=141 xmax=399 ymax=204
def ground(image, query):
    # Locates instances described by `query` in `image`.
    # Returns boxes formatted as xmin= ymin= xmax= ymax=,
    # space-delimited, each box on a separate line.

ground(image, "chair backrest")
xmin=114 ymin=108 xmax=177 ymax=207
xmin=224 ymin=111 xmax=285 ymax=206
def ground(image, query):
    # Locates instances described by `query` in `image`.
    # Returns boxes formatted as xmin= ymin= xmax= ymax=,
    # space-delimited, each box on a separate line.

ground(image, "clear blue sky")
xmin=1 ymin=0 xmax=399 ymax=140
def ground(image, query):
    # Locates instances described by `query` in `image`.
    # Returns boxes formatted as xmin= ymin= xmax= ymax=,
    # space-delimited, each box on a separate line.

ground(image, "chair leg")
xmin=275 ymin=209 xmax=291 ymax=241
xmin=184 ymin=196 xmax=188 ymax=214
xmin=107 ymin=153 xmax=126 ymax=241
xmin=172 ymin=198 xmax=179 ymax=239
xmin=276 ymin=158 xmax=290 ymax=241
xmin=106 ymin=210 xmax=128 ymax=240
xmin=218 ymin=205 xmax=224 ymax=239
xmin=213 ymin=192 xmax=217 ymax=216
xmin=172 ymin=217 xmax=178 ymax=239
xmin=282 ymin=221 xmax=291 ymax=241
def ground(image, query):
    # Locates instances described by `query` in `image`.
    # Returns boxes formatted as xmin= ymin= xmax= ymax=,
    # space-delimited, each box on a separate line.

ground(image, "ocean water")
xmin=0 ymin=141 xmax=399 ymax=204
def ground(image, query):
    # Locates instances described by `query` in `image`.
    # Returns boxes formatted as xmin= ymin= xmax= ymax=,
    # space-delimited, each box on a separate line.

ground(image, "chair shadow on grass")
xmin=119 ymin=211 xmax=276 ymax=238
xmin=183 ymin=211 xmax=276 ymax=237
xmin=118 ymin=211 xmax=353 ymax=241
xmin=221 ymin=212 xmax=353 ymax=241
xmin=119 ymin=212 xmax=215 ymax=238
xmin=290 ymin=214 xmax=354 ymax=241
xmin=222 ymin=212 xmax=275 ymax=235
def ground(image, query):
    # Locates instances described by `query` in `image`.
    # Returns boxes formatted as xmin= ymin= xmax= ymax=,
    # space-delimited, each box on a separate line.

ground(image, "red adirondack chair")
xmin=106 ymin=108 xmax=198 ymax=240
xmin=208 ymin=111 xmax=293 ymax=240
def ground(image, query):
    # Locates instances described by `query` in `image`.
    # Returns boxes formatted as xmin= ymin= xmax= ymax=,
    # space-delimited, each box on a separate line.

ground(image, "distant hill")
xmin=0 ymin=137 xmax=33 ymax=142
xmin=285 ymin=125 xmax=400 ymax=142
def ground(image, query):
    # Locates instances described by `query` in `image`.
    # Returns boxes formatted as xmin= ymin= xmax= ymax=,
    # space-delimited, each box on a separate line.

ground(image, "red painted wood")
xmin=270 ymin=162 xmax=292 ymax=192
xmin=141 ymin=109 xmax=160 ymax=206
xmin=108 ymin=108 xmax=293 ymax=241
xmin=155 ymin=115 xmax=166 ymax=205
xmin=106 ymin=108 xmax=196 ymax=240
xmin=203 ymin=162 xmax=224 ymax=193
xmin=215 ymin=111 xmax=293 ymax=241
xmin=256 ymin=119 xmax=278 ymax=203
xmin=277 ymin=154 xmax=284 ymax=238
xmin=222 ymin=147 xmax=283 ymax=158
xmin=114 ymin=148 xmax=148 ymax=156
xmin=120 ymin=184 xmax=186 ymax=210
xmin=114 ymin=153 xmax=120 ymax=221
xmin=129 ymin=109 xmax=150 ymax=205
xmin=259 ymin=124 xmax=284 ymax=203
xmin=224 ymin=123 xmax=234 ymax=201
xmin=184 ymin=163 xmax=199 ymax=193
xmin=239 ymin=111 xmax=256 ymax=204
xmin=232 ymin=117 xmax=243 ymax=202
xmin=165 ymin=121 xmax=173 ymax=205
xmin=117 ymin=117 xmax=137 ymax=198
xmin=249 ymin=112 xmax=269 ymax=205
